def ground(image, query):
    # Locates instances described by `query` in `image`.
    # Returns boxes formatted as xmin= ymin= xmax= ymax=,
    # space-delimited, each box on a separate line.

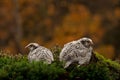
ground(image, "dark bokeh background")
xmin=0 ymin=0 xmax=120 ymax=60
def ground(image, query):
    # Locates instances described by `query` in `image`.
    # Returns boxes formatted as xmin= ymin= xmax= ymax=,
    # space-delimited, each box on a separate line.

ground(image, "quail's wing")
xmin=59 ymin=43 xmax=71 ymax=61
xmin=43 ymin=47 xmax=54 ymax=61
xmin=59 ymin=41 xmax=76 ymax=61
xmin=73 ymin=42 xmax=87 ymax=57
xmin=62 ymin=42 xmax=87 ymax=61
xmin=36 ymin=47 xmax=54 ymax=61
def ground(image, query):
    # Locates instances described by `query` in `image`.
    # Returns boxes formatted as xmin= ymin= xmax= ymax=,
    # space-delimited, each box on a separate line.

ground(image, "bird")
xmin=59 ymin=37 xmax=93 ymax=68
xmin=25 ymin=43 xmax=54 ymax=64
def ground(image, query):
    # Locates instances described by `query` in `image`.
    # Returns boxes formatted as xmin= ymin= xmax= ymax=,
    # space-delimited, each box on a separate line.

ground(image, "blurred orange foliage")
xmin=0 ymin=0 xmax=120 ymax=59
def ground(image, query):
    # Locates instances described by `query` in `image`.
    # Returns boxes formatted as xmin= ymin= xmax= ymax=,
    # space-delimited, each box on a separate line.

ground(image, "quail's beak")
xmin=90 ymin=41 xmax=94 ymax=47
xmin=25 ymin=45 xmax=29 ymax=48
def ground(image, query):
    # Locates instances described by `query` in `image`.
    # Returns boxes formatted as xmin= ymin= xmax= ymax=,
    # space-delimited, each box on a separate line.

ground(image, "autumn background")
xmin=0 ymin=0 xmax=120 ymax=60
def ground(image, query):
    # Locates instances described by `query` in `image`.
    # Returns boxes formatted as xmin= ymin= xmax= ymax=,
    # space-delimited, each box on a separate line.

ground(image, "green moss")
xmin=0 ymin=50 xmax=120 ymax=80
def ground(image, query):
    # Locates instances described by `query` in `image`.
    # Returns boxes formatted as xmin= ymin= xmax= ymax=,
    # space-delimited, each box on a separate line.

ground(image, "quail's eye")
xmin=81 ymin=40 xmax=85 ymax=44
xmin=86 ymin=41 xmax=89 ymax=43
xmin=30 ymin=45 xmax=33 ymax=47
